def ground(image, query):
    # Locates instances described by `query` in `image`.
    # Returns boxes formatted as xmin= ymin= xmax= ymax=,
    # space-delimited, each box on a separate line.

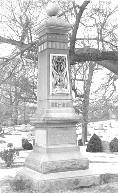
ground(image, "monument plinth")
xmin=16 ymin=3 xmax=89 ymax=192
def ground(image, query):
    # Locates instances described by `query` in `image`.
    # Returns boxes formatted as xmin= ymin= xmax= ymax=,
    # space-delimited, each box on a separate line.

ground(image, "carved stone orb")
xmin=46 ymin=2 xmax=59 ymax=16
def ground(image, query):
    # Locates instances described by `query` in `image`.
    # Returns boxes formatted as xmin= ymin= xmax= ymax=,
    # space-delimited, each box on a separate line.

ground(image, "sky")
xmin=90 ymin=68 xmax=118 ymax=100
xmin=0 ymin=44 xmax=15 ymax=57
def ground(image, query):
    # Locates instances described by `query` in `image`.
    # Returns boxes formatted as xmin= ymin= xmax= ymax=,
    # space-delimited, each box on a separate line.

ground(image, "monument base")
xmin=15 ymin=148 xmax=89 ymax=192
xmin=24 ymin=145 xmax=89 ymax=173
xmin=16 ymin=167 xmax=100 ymax=193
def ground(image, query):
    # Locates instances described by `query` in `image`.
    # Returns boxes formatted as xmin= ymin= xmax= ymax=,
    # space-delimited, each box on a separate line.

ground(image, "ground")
xmin=0 ymin=149 xmax=118 ymax=193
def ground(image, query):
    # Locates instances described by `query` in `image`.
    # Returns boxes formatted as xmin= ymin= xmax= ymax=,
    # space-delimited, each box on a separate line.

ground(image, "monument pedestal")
xmin=24 ymin=119 xmax=89 ymax=173
xmin=16 ymin=114 xmax=89 ymax=192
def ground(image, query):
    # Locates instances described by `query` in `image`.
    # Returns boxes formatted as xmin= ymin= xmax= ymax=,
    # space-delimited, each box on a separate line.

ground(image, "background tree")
xmin=0 ymin=0 xmax=118 ymax=140
xmin=0 ymin=57 xmax=37 ymax=125
xmin=69 ymin=0 xmax=118 ymax=143
xmin=0 ymin=0 xmax=118 ymax=72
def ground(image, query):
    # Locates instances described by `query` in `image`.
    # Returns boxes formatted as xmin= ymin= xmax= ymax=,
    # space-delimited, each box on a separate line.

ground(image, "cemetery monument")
xmin=17 ymin=3 xmax=89 ymax=192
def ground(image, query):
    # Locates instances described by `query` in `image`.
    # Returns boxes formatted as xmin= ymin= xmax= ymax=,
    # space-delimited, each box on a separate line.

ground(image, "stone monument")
xmin=17 ymin=3 xmax=89 ymax=192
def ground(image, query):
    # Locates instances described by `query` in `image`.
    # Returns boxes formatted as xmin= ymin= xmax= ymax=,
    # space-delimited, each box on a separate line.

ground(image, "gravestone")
xmin=16 ymin=3 xmax=89 ymax=192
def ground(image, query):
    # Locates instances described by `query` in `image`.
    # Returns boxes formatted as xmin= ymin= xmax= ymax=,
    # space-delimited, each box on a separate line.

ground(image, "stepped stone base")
xmin=16 ymin=149 xmax=89 ymax=192
xmin=16 ymin=167 xmax=100 ymax=193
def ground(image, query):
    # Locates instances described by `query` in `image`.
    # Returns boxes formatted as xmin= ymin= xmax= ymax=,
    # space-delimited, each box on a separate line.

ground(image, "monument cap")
xmin=46 ymin=2 xmax=59 ymax=17
xmin=36 ymin=2 xmax=71 ymax=36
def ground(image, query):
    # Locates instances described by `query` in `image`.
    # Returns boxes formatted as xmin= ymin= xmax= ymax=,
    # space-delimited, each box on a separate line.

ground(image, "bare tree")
xmin=0 ymin=0 xmax=118 ymax=73
xmin=0 ymin=0 xmax=118 ymax=130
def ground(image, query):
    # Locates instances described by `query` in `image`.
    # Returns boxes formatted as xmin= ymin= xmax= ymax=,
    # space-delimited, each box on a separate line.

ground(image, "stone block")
xmin=25 ymin=149 xmax=89 ymax=173
xmin=16 ymin=167 xmax=100 ymax=193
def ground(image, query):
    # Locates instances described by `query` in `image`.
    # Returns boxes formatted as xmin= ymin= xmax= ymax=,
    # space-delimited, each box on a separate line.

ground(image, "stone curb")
xmin=1 ymin=172 xmax=118 ymax=192
xmin=13 ymin=167 xmax=118 ymax=193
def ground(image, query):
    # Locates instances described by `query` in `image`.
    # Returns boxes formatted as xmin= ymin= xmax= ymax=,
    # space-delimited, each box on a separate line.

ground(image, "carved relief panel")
xmin=50 ymin=54 xmax=70 ymax=94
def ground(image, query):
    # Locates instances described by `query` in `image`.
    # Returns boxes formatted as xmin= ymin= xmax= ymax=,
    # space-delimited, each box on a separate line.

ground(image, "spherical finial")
xmin=46 ymin=2 xmax=59 ymax=16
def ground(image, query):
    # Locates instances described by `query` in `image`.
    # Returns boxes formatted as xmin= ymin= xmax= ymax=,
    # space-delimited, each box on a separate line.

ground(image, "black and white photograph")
xmin=0 ymin=0 xmax=118 ymax=192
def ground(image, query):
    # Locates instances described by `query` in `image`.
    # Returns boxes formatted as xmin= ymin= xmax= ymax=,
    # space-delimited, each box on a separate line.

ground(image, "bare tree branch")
xmin=74 ymin=49 xmax=118 ymax=62
xmin=70 ymin=0 xmax=90 ymax=55
xmin=0 ymin=36 xmax=23 ymax=47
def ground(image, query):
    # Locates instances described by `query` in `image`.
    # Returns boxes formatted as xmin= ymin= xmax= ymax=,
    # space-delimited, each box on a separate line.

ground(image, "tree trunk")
xmin=14 ymin=101 xmax=18 ymax=125
xmin=13 ymin=83 xmax=18 ymax=125
xmin=82 ymin=62 xmax=95 ymax=144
